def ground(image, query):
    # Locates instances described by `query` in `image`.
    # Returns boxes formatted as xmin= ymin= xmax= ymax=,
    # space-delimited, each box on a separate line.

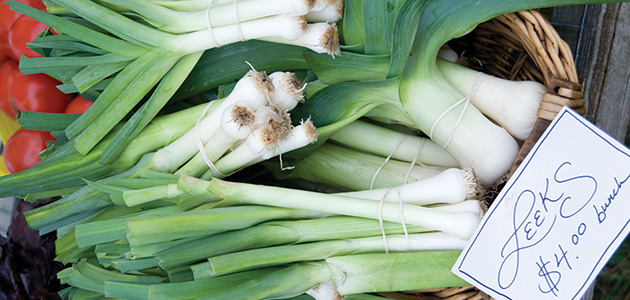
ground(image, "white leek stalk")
xmin=311 ymin=0 xmax=340 ymax=11
xmin=176 ymin=14 xmax=308 ymax=53
xmin=201 ymin=118 xmax=318 ymax=179
xmin=292 ymin=143 xmax=446 ymax=191
xmin=262 ymin=22 xmax=341 ymax=56
xmin=329 ymin=119 xmax=459 ymax=167
xmin=338 ymin=168 xmax=478 ymax=205
xmin=105 ymin=0 xmax=315 ymax=34
xmin=400 ymin=65 xmax=520 ymax=187
xmin=208 ymin=179 xmax=481 ymax=240
xmin=152 ymin=70 xmax=272 ymax=172
xmin=305 ymin=0 xmax=344 ymax=22
xmin=262 ymin=118 xmax=319 ymax=160
xmin=268 ymin=71 xmax=305 ymax=111
xmin=206 ymin=125 xmax=279 ymax=178
xmin=175 ymin=102 xmax=258 ymax=177
xmin=437 ymin=58 xmax=545 ymax=140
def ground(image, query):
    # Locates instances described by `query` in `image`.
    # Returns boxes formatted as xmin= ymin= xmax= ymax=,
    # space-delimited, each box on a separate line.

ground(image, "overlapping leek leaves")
xmin=293 ymin=0 xmax=624 ymax=187
xmin=5 ymin=0 xmax=630 ymax=299
xmin=396 ymin=0 xmax=622 ymax=187
xmin=0 ymin=43 xmax=308 ymax=197
xmin=8 ymin=0 xmax=318 ymax=164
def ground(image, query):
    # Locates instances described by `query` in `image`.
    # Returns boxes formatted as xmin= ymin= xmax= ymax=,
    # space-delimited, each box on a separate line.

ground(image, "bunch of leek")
xmin=9 ymin=0 xmax=340 ymax=162
xmin=0 ymin=39 xmax=314 ymax=198
xmin=3 ymin=0 xmax=629 ymax=299
xmin=49 ymin=166 xmax=481 ymax=298
xmin=17 ymin=68 xmax=316 ymax=236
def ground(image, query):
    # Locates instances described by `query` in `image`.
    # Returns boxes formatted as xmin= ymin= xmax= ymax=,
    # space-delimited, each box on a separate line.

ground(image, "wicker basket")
xmin=379 ymin=9 xmax=586 ymax=300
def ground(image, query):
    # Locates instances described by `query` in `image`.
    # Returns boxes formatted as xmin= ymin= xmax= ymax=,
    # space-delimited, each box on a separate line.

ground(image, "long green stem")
xmin=0 ymin=102 xmax=206 ymax=199
xmin=208 ymin=179 xmax=481 ymax=240
xmin=197 ymin=262 xmax=331 ymax=300
xmin=329 ymin=119 xmax=458 ymax=167
xmin=103 ymin=267 xmax=281 ymax=300
xmin=156 ymin=216 xmax=427 ymax=270
xmin=195 ymin=232 xmax=467 ymax=277
xmin=7 ymin=1 xmax=147 ymax=56
xmin=17 ymin=53 xmax=134 ymax=75
xmin=125 ymin=205 xmax=331 ymax=246
xmin=100 ymin=51 xmax=204 ymax=163
xmin=74 ymin=206 xmax=182 ymax=248
xmin=326 ymin=252 xmax=468 ymax=295
xmin=291 ymin=143 xmax=445 ymax=191
xmin=52 ymin=0 xmax=173 ymax=48
xmin=74 ymin=51 xmax=182 ymax=155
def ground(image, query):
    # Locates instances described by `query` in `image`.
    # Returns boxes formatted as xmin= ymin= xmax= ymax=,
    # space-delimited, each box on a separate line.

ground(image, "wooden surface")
xmin=552 ymin=4 xmax=630 ymax=300
xmin=553 ymin=4 xmax=630 ymax=142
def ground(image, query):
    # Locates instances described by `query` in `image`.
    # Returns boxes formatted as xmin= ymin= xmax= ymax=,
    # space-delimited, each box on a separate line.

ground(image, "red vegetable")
xmin=3 ymin=128 xmax=55 ymax=173
xmin=64 ymin=95 xmax=93 ymax=114
xmin=0 ymin=59 xmax=18 ymax=118
xmin=0 ymin=46 xmax=8 ymax=62
xmin=8 ymin=14 xmax=48 ymax=60
xmin=0 ymin=0 xmax=46 ymax=57
xmin=10 ymin=69 xmax=71 ymax=115
xmin=0 ymin=2 xmax=22 ymax=44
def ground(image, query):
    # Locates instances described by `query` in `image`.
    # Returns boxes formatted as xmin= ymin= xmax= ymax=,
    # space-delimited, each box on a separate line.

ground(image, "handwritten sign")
xmin=452 ymin=107 xmax=630 ymax=300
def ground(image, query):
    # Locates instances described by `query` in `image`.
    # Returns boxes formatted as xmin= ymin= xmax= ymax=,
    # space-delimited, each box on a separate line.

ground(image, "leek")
xmin=155 ymin=216 xmax=429 ymax=270
xmin=103 ymin=267 xmax=281 ymax=300
xmin=9 ymin=0 xmax=340 ymax=159
xmin=305 ymin=50 xmax=546 ymax=142
xmin=0 ymin=102 xmax=207 ymax=197
xmin=290 ymin=142 xmax=445 ymax=191
xmin=329 ymin=120 xmax=458 ymax=167
xmin=326 ymin=252 xmax=468 ymax=295
xmin=194 ymin=232 xmax=467 ymax=277
xmin=396 ymin=0 xmax=623 ymax=187
xmin=207 ymin=178 xmax=481 ymax=240
xmin=197 ymin=262 xmax=330 ymax=300
xmin=8 ymin=1 xmax=630 ymax=299
xmin=338 ymin=168 xmax=479 ymax=206
xmin=436 ymin=58 xmax=545 ymax=140
xmin=124 ymin=205 xmax=331 ymax=246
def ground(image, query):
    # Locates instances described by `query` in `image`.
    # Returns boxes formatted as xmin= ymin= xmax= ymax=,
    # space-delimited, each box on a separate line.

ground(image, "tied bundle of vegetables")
xmin=16 ymin=68 xmax=318 ymax=236
xmin=1 ymin=0 xmax=629 ymax=299
xmin=8 ymin=0 xmax=341 ymax=162
xmin=50 ymin=167 xmax=482 ymax=299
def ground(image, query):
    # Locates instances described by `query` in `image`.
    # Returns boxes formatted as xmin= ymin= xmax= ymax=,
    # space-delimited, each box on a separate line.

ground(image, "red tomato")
xmin=0 ymin=59 xmax=18 ymax=118
xmin=8 ymin=14 xmax=48 ymax=60
xmin=10 ymin=70 xmax=71 ymax=115
xmin=64 ymin=95 xmax=93 ymax=114
xmin=0 ymin=0 xmax=45 ymax=40
xmin=0 ymin=2 xmax=22 ymax=40
xmin=0 ymin=47 xmax=7 ymax=63
xmin=0 ymin=0 xmax=46 ymax=60
xmin=3 ymin=128 xmax=54 ymax=173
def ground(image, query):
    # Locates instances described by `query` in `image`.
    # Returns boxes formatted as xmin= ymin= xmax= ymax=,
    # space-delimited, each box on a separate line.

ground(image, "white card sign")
xmin=452 ymin=107 xmax=630 ymax=300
